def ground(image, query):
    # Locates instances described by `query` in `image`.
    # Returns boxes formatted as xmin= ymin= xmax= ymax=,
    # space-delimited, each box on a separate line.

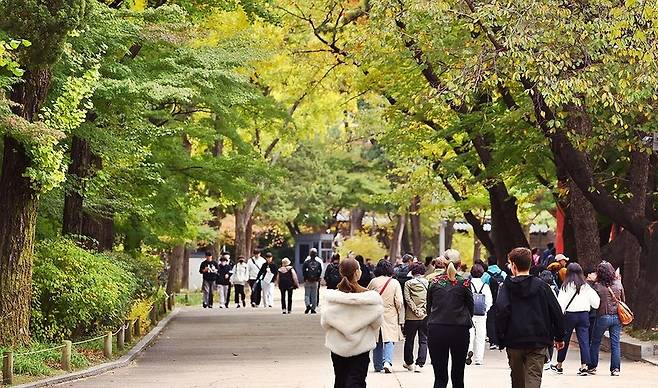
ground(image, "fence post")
xmin=169 ymin=294 xmax=174 ymax=310
xmin=117 ymin=324 xmax=125 ymax=351
xmin=61 ymin=340 xmax=72 ymax=372
xmin=2 ymin=351 xmax=13 ymax=385
xmin=135 ymin=318 xmax=141 ymax=337
xmin=161 ymin=300 xmax=167 ymax=315
xmin=126 ymin=320 xmax=133 ymax=343
xmin=103 ymin=331 xmax=112 ymax=358
xmin=150 ymin=304 xmax=157 ymax=325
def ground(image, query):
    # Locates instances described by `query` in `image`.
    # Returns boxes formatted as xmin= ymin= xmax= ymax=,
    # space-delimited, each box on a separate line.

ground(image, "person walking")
xmin=468 ymin=263 xmax=493 ymax=366
xmin=248 ymin=249 xmax=266 ymax=307
xmin=426 ymin=261 xmax=473 ymax=388
xmin=483 ymin=255 xmax=506 ymax=350
xmin=538 ymin=269 xmax=559 ymax=370
xmin=402 ymin=262 xmax=429 ymax=373
xmin=321 ymin=258 xmax=384 ymax=388
xmin=302 ymin=248 xmax=323 ymax=314
xmin=199 ymin=252 xmax=219 ymax=309
xmin=231 ymin=256 xmax=249 ymax=308
xmin=324 ymin=253 xmax=342 ymax=290
xmin=552 ymin=263 xmax=600 ymax=376
xmin=276 ymin=258 xmax=299 ymax=314
xmin=368 ymin=259 xmax=404 ymax=374
xmin=257 ymin=253 xmax=278 ymax=308
xmin=496 ymin=248 xmax=565 ymax=388
xmin=216 ymin=253 xmax=233 ymax=308
xmin=588 ymin=261 xmax=626 ymax=376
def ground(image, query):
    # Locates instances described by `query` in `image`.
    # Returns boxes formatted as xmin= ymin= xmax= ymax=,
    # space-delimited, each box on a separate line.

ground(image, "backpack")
xmin=324 ymin=264 xmax=342 ymax=289
xmin=304 ymin=259 xmax=322 ymax=281
xmin=472 ymin=282 xmax=487 ymax=316
xmin=486 ymin=270 xmax=504 ymax=302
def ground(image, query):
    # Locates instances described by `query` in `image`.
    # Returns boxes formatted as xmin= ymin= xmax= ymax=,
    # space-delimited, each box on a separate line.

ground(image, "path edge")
xmin=15 ymin=308 xmax=181 ymax=388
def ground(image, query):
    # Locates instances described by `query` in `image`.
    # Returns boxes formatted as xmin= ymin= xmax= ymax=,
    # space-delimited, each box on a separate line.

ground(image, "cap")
xmin=555 ymin=254 xmax=569 ymax=262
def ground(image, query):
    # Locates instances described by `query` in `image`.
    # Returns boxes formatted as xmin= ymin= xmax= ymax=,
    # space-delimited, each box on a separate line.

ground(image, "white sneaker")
xmin=383 ymin=362 xmax=393 ymax=373
xmin=414 ymin=364 xmax=423 ymax=373
xmin=403 ymin=363 xmax=414 ymax=372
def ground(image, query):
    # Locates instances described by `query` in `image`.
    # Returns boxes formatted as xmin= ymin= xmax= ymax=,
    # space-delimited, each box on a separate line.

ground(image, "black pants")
xmin=234 ymin=284 xmax=246 ymax=305
xmin=404 ymin=319 xmax=428 ymax=366
xmin=428 ymin=324 xmax=469 ymax=388
xmin=280 ymin=288 xmax=293 ymax=312
xmin=486 ymin=305 xmax=498 ymax=346
xmin=331 ymin=351 xmax=369 ymax=388
xmin=248 ymin=279 xmax=257 ymax=305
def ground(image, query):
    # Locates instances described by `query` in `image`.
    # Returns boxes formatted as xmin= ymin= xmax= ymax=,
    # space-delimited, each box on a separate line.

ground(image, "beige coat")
xmin=368 ymin=276 xmax=404 ymax=342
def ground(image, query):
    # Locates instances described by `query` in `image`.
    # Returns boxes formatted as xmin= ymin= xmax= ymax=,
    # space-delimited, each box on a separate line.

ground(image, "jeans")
xmin=281 ymin=288 xmax=293 ymax=312
xmin=373 ymin=333 xmax=395 ymax=371
xmin=469 ymin=315 xmax=487 ymax=364
xmin=404 ymin=319 xmax=428 ymax=366
xmin=331 ymin=351 xmax=369 ymax=388
xmin=218 ymin=284 xmax=231 ymax=307
xmin=202 ymin=280 xmax=215 ymax=307
xmin=557 ymin=311 xmax=591 ymax=365
xmin=589 ymin=314 xmax=621 ymax=371
xmin=506 ymin=347 xmax=546 ymax=388
xmin=234 ymin=284 xmax=246 ymax=305
xmin=304 ymin=281 xmax=319 ymax=308
xmin=428 ymin=324 xmax=469 ymax=388
xmin=248 ymin=279 xmax=258 ymax=305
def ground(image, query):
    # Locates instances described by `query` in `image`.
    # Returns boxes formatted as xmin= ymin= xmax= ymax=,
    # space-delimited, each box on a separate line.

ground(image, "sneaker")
xmin=287 ymin=310 xmax=292 ymax=314
xmin=403 ymin=363 xmax=414 ymax=372
xmin=489 ymin=344 xmax=499 ymax=350
xmin=305 ymin=306 xmax=311 ymax=314
xmin=219 ymin=305 xmax=223 ymax=309
xmin=474 ymin=361 xmax=483 ymax=366
xmin=550 ymin=365 xmax=563 ymax=374
xmin=311 ymin=309 xmax=317 ymax=314
xmin=414 ymin=364 xmax=423 ymax=373
xmin=577 ymin=368 xmax=589 ymax=376
xmin=282 ymin=311 xmax=287 ymax=314
xmin=544 ymin=363 xmax=552 ymax=371
xmin=587 ymin=367 xmax=596 ymax=375
xmin=236 ymin=304 xmax=240 ymax=309
xmin=465 ymin=351 xmax=473 ymax=366
xmin=383 ymin=363 xmax=392 ymax=373
xmin=251 ymin=302 xmax=256 ymax=308
xmin=611 ymin=369 xmax=620 ymax=376
xmin=243 ymin=301 xmax=246 ymax=307
xmin=208 ymin=305 xmax=213 ymax=309
xmin=203 ymin=304 xmax=207 ymax=308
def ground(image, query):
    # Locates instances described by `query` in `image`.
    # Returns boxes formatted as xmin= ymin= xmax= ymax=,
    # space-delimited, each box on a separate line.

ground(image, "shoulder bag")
xmin=608 ymin=287 xmax=634 ymax=325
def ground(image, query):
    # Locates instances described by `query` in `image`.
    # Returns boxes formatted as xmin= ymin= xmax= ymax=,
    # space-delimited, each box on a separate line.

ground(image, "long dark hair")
xmin=596 ymin=261 xmax=616 ymax=287
xmin=563 ymin=262 xmax=586 ymax=293
xmin=337 ymin=258 xmax=367 ymax=293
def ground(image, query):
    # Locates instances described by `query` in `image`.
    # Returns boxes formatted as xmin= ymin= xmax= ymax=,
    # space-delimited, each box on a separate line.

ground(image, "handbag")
xmin=608 ymin=287 xmax=634 ymax=325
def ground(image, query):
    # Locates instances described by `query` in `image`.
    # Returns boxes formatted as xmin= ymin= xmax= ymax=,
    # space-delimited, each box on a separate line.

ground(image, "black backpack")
xmin=324 ymin=264 xmax=341 ymax=289
xmin=487 ymin=270 xmax=504 ymax=302
xmin=304 ymin=259 xmax=322 ymax=281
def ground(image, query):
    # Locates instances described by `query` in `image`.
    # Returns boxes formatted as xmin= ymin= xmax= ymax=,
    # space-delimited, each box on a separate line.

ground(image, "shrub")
xmin=31 ymin=238 xmax=138 ymax=343
xmin=103 ymin=251 xmax=163 ymax=298
xmin=337 ymin=233 xmax=387 ymax=261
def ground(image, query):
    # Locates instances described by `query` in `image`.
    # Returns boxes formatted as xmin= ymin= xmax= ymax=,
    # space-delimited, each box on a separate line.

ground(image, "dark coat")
xmin=427 ymin=274 xmax=474 ymax=327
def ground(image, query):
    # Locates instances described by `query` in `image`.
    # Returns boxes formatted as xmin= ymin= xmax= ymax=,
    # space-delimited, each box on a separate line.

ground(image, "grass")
xmin=626 ymin=327 xmax=658 ymax=342
xmin=174 ymin=291 xmax=202 ymax=306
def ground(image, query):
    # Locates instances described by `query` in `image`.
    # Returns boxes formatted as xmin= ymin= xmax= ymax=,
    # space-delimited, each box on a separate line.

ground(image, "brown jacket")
xmin=368 ymin=276 xmax=404 ymax=342
xmin=592 ymin=280 xmax=625 ymax=316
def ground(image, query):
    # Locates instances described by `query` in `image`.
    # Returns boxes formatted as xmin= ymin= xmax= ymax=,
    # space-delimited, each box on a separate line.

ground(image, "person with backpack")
xmin=247 ymin=249 xmax=266 ymax=307
xmin=551 ymin=263 xmax=600 ymax=376
xmin=395 ymin=253 xmax=413 ymax=294
xmin=367 ymin=259 xmax=404 ymax=374
xmin=321 ymin=258 xmax=384 ymax=388
xmin=355 ymin=254 xmax=373 ymax=288
xmin=276 ymin=258 xmax=299 ymax=314
xmin=496 ymin=248 xmax=565 ymax=388
xmin=302 ymin=248 xmax=324 ymax=314
xmin=482 ymin=255 xmax=506 ymax=350
xmin=468 ymin=264 xmax=493 ymax=366
xmin=402 ymin=262 xmax=429 ymax=373
xmin=324 ymin=253 xmax=342 ymax=290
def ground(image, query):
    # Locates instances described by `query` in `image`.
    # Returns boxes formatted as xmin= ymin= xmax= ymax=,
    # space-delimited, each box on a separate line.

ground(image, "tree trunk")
xmin=401 ymin=218 xmax=411 ymax=255
xmin=445 ymin=220 xmax=454 ymax=250
xmin=181 ymin=246 xmax=190 ymax=290
xmin=246 ymin=216 xmax=254 ymax=257
xmin=389 ymin=214 xmax=407 ymax=261
xmin=409 ymin=196 xmax=422 ymax=258
xmin=473 ymin=238 xmax=482 ymax=263
xmin=0 ymin=68 xmax=53 ymax=346
xmin=234 ymin=196 xmax=259 ymax=259
xmin=166 ymin=244 xmax=185 ymax=294
xmin=568 ymin=180 xmax=601 ymax=269
xmin=489 ymin=183 xmax=529 ymax=266
xmin=350 ymin=208 xmax=366 ymax=236
xmin=634 ymin=228 xmax=658 ymax=329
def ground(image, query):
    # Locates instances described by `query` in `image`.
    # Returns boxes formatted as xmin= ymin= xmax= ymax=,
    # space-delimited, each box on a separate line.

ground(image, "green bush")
xmin=31 ymin=238 xmax=138 ymax=343
xmin=103 ymin=251 xmax=163 ymax=298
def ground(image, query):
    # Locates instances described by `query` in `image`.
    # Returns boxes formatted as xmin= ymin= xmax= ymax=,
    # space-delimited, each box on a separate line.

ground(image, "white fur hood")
xmin=321 ymin=289 xmax=384 ymax=357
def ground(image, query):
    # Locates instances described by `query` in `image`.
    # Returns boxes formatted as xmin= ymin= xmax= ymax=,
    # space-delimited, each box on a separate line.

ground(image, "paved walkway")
xmin=63 ymin=291 xmax=657 ymax=387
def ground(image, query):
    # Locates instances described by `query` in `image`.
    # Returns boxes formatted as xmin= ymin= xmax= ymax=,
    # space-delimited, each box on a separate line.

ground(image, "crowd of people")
xmin=198 ymin=244 xmax=628 ymax=388
xmin=320 ymin=247 xmax=629 ymax=388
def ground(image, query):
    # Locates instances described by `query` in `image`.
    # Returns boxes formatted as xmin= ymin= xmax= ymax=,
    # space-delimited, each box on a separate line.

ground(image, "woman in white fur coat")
xmin=321 ymin=258 xmax=384 ymax=388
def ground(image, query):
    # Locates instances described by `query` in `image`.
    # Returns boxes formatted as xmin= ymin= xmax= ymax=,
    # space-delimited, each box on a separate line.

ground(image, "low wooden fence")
xmin=1 ymin=294 xmax=175 ymax=385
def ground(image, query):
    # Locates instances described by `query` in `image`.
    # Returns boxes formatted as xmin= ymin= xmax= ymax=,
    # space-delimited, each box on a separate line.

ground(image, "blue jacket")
xmin=482 ymin=264 xmax=507 ymax=285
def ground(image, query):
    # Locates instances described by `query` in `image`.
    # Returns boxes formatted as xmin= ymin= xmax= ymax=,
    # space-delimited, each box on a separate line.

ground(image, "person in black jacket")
xmin=216 ymin=254 xmax=233 ymax=308
xmin=256 ymin=253 xmax=278 ymax=308
xmin=355 ymin=254 xmax=373 ymax=288
xmin=199 ymin=252 xmax=219 ymax=308
xmin=496 ymin=247 xmax=565 ymax=388
xmin=324 ymin=253 xmax=341 ymax=290
xmin=427 ymin=261 xmax=474 ymax=388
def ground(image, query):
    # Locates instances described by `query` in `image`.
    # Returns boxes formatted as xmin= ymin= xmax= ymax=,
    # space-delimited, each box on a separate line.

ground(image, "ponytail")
xmin=447 ymin=262 xmax=457 ymax=282
xmin=337 ymin=258 xmax=368 ymax=293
